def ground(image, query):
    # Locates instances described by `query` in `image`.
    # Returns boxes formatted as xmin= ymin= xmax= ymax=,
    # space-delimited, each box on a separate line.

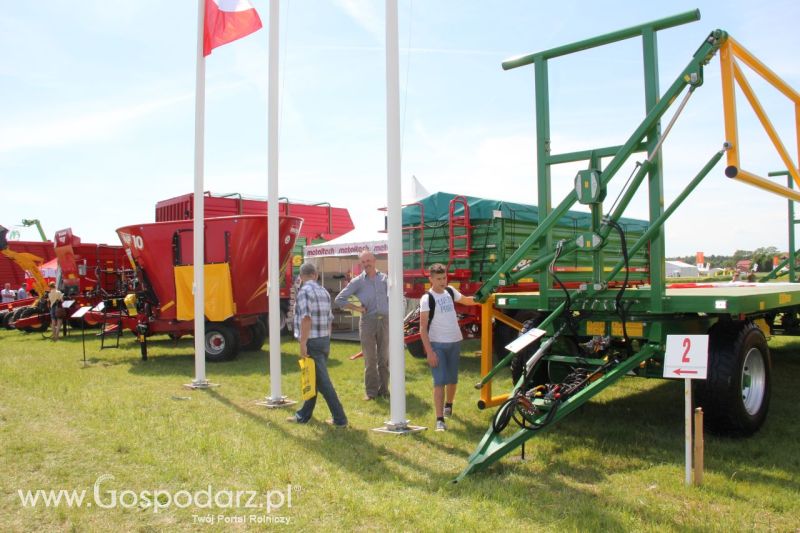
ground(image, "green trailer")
xmin=401 ymin=192 xmax=651 ymax=298
xmin=459 ymin=10 xmax=800 ymax=480
xmin=399 ymin=192 xmax=651 ymax=359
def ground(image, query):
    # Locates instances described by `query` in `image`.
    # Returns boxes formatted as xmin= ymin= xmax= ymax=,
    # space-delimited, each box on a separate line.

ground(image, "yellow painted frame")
xmin=720 ymin=38 xmax=800 ymax=200
xmin=478 ymin=295 xmax=523 ymax=408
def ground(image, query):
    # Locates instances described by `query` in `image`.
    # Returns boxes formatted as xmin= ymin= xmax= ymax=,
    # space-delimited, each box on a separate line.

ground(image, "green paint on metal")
xmin=501 ymin=10 xmax=700 ymax=69
xmin=458 ymin=11 xmax=750 ymax=480
xmin=761 ymin=171 xmax=796 ymax=283
xmin=457 ymin=344 xmax=656 ymax=481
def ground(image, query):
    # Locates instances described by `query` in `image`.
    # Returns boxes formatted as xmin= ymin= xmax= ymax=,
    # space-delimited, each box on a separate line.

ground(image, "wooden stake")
xmin=693 ymin=407 xmax=704 ymax=485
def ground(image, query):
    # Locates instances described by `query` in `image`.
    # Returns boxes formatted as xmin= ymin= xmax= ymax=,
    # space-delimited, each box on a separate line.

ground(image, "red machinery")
xmin=100 ymin=214 xmax=303 ymax=361
xmin=53 ymin=228 xmax=130 ymax=297
xmin=0 ymin=240 xmax=55 ymax=292
xmin=2 ymin=228 xmax=130 ymax=332
xmin=155 ymin=192 xmax=355 ymax=302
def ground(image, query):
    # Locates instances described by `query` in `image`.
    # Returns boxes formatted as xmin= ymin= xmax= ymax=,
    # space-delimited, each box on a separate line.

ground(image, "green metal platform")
xmin=493 ymin=283 xmax=800 ymax=316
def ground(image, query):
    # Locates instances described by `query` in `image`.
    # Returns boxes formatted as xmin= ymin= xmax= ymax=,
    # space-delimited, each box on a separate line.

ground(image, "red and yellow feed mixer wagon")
xmin=100 ymin=213 xmax=303 ymax=361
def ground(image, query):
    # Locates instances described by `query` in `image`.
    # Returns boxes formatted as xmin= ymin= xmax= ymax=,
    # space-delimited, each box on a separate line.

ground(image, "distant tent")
xmin=38 ymin=257 xmax=58 ymax=278
xmin=304 ymin=228 xmax=388 ymax=259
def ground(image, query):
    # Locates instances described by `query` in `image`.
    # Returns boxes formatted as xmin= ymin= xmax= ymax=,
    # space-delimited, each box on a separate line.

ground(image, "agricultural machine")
xmin=452 ymin=11 xmax=800 ymax=479
xmin=155 ymin=192 xmax=354 ymax=330
xmin=0 ymin=226 xmax=51 ymax=329
xmin=0 ymin=225 xmax=129 ymax=332
xmin=95 ymin=213 xmax=303 ymax=361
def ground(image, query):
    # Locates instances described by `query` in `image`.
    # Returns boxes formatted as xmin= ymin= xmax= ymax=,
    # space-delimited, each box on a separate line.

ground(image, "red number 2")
xmin=681 ymin=337 xmax=691 ymax=363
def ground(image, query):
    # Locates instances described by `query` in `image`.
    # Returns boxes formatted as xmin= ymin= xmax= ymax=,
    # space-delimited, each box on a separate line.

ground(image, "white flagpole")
xmin=266 ymin=0 xmax=287 ymax=404
xmin=190 ymin=0 xmax=208 ymax=387
xmin=385 ymin=0 xmax=408 ymax=428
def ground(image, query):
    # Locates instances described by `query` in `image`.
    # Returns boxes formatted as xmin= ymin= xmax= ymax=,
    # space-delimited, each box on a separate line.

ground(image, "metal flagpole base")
xmin=372 ymin=420 xmax=426 ymax=434
xmin=183 ymin=380 xmax=220 ymax=390
xmin=255 ymin=396 xmax=297 ymax=409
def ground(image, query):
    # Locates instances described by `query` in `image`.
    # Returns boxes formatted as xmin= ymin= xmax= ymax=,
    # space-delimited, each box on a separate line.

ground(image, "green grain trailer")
xmin=400 ymin=192 xmax=650 ymax=357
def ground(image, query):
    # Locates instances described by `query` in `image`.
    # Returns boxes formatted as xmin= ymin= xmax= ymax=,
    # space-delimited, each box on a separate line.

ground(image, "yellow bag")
xmin=299 ymin=357 xmax=316 ymax=400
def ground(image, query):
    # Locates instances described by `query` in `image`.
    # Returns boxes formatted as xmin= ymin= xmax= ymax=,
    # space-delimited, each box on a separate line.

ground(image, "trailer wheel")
xmin=18 ymin=307 xmax=37 ymax=332
xmin=406 ymin=339 xmax=426 ymax=359
xmin=9 ymin=307 xmax=26 ymax=328
xmin=2 ymin=310 xmax=14 ymax=329
xmin=241 ymin=321 xmax=268 ymax=352
xmin=695 ymin=322 xmax=771 ymax=436
xmin=205 ymin=323 xmax=239 ymax=362
xmin=259 ymin=311 xmax=290 ymax=337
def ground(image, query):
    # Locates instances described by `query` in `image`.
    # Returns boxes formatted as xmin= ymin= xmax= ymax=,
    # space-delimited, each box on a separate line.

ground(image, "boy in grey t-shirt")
xmin=418 ymin=263 xmax=479 ymax=431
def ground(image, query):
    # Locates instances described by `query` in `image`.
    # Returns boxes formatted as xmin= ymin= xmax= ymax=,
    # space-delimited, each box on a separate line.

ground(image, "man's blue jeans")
xmin=295 ymin=336 xmax=348 ymax=426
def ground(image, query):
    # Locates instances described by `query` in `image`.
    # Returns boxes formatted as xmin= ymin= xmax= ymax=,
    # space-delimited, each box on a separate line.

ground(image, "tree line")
xmin=668 ymin=246 xmax=783 ymax=272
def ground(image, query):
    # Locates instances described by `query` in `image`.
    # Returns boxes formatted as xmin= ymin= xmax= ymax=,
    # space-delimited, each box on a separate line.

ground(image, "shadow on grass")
xmin=204 ymin=388 xmax=435 ymax=486
xmin=461 ymin=363 xmax=800 ymax=493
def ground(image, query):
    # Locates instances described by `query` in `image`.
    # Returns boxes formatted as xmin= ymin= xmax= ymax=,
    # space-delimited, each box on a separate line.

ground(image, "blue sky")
xmin=2 ymin=1 xmax=799 ymax=258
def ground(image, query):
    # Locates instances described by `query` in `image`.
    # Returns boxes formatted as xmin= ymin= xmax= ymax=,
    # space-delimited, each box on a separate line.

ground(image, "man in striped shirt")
xmin=287 ymin=262 xmax=348 ymax=427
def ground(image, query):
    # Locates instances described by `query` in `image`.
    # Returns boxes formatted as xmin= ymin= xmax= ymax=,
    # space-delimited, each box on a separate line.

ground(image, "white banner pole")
xmin=267 ymin=0 xmax=284 ymax=403
xmin=385 ymin=0 xmax=407 ymax=427
xmin=191 ymin=0 xmax=207 ymax=386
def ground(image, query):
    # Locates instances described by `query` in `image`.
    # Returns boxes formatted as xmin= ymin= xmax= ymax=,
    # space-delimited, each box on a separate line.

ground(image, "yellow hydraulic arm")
xmin=0 ymin=225 xmax=50 ymax=299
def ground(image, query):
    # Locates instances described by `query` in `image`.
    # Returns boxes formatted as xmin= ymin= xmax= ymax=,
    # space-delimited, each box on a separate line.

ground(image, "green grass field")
xmin=1 ymin=327 xmax=799 ymax=532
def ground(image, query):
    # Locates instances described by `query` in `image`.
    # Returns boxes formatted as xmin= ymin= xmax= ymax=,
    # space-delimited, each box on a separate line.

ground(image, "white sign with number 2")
xmin=664 ymin=334 xmax=709 ymax=380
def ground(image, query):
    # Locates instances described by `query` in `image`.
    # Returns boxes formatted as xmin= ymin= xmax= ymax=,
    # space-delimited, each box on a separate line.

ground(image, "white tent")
xmin=304 ymin=227 xmax=388 ymax=258
xmin=303 ymin=228 xmax=389 ymax=333
xmin=666 ymin=260 xmax=700 ymax=277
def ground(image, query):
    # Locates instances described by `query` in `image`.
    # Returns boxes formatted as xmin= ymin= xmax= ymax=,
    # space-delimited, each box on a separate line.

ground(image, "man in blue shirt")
xmin=335 ymin=250 xmax=389 ymax=400
xmin=287 ymin=262 xmax=348 ymax=427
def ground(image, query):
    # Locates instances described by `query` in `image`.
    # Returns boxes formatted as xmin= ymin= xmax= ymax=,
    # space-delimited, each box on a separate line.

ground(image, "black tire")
xmin=695 ymin=322 xmax=771 ymax=436
xmin=9 ymin=307 xmax=26 ymax=328
xmin=406 ymin=339 xmax=426 ymax=359
xmin=240 ymin=321 xmax=267 ymax=352
xmin=257 ymin=311 xmax=290 ymax=338
xmin=205 ymin=323 xmax=239 ymax=362
xmin=18 ymin=307 xmax=37 ymax=333
xmin=2 ymin=310 xmax=14 ymax=329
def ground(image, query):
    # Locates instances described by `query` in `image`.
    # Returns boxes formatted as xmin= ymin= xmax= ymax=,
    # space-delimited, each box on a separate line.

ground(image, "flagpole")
xmin=374 ymin=0 xmax=420 ymax=434
xmin=264 ymin=0 xmax=291 ymax=407
xmin=188 ymin=0 xmax=209 ymax=388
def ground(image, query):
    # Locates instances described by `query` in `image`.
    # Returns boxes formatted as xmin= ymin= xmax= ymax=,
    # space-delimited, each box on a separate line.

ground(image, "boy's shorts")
xmin=430 ymin=341 xmax=461 ymax=386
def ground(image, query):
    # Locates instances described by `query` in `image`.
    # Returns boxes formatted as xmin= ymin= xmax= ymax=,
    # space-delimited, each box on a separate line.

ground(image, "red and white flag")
xmin=204 ymin=0 xmax=263 ymax=57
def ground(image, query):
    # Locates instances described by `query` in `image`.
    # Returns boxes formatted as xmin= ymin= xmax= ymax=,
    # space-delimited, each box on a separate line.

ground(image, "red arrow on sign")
xmin=673 ymin=368 xmax=698 ymax=376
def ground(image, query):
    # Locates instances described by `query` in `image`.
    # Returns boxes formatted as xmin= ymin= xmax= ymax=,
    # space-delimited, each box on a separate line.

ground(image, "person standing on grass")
xmin=47 ymin=281 xmax=64 ymax=341
xmin=418 ymin=263 xmax=479 ymax=431
xmin=286 ymin=262 xmax=348 ymax=428
xmin=334 ymin=249 xmax=390 ymax=401
xmin=17 ymin=284 xmax=27 ymax=300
